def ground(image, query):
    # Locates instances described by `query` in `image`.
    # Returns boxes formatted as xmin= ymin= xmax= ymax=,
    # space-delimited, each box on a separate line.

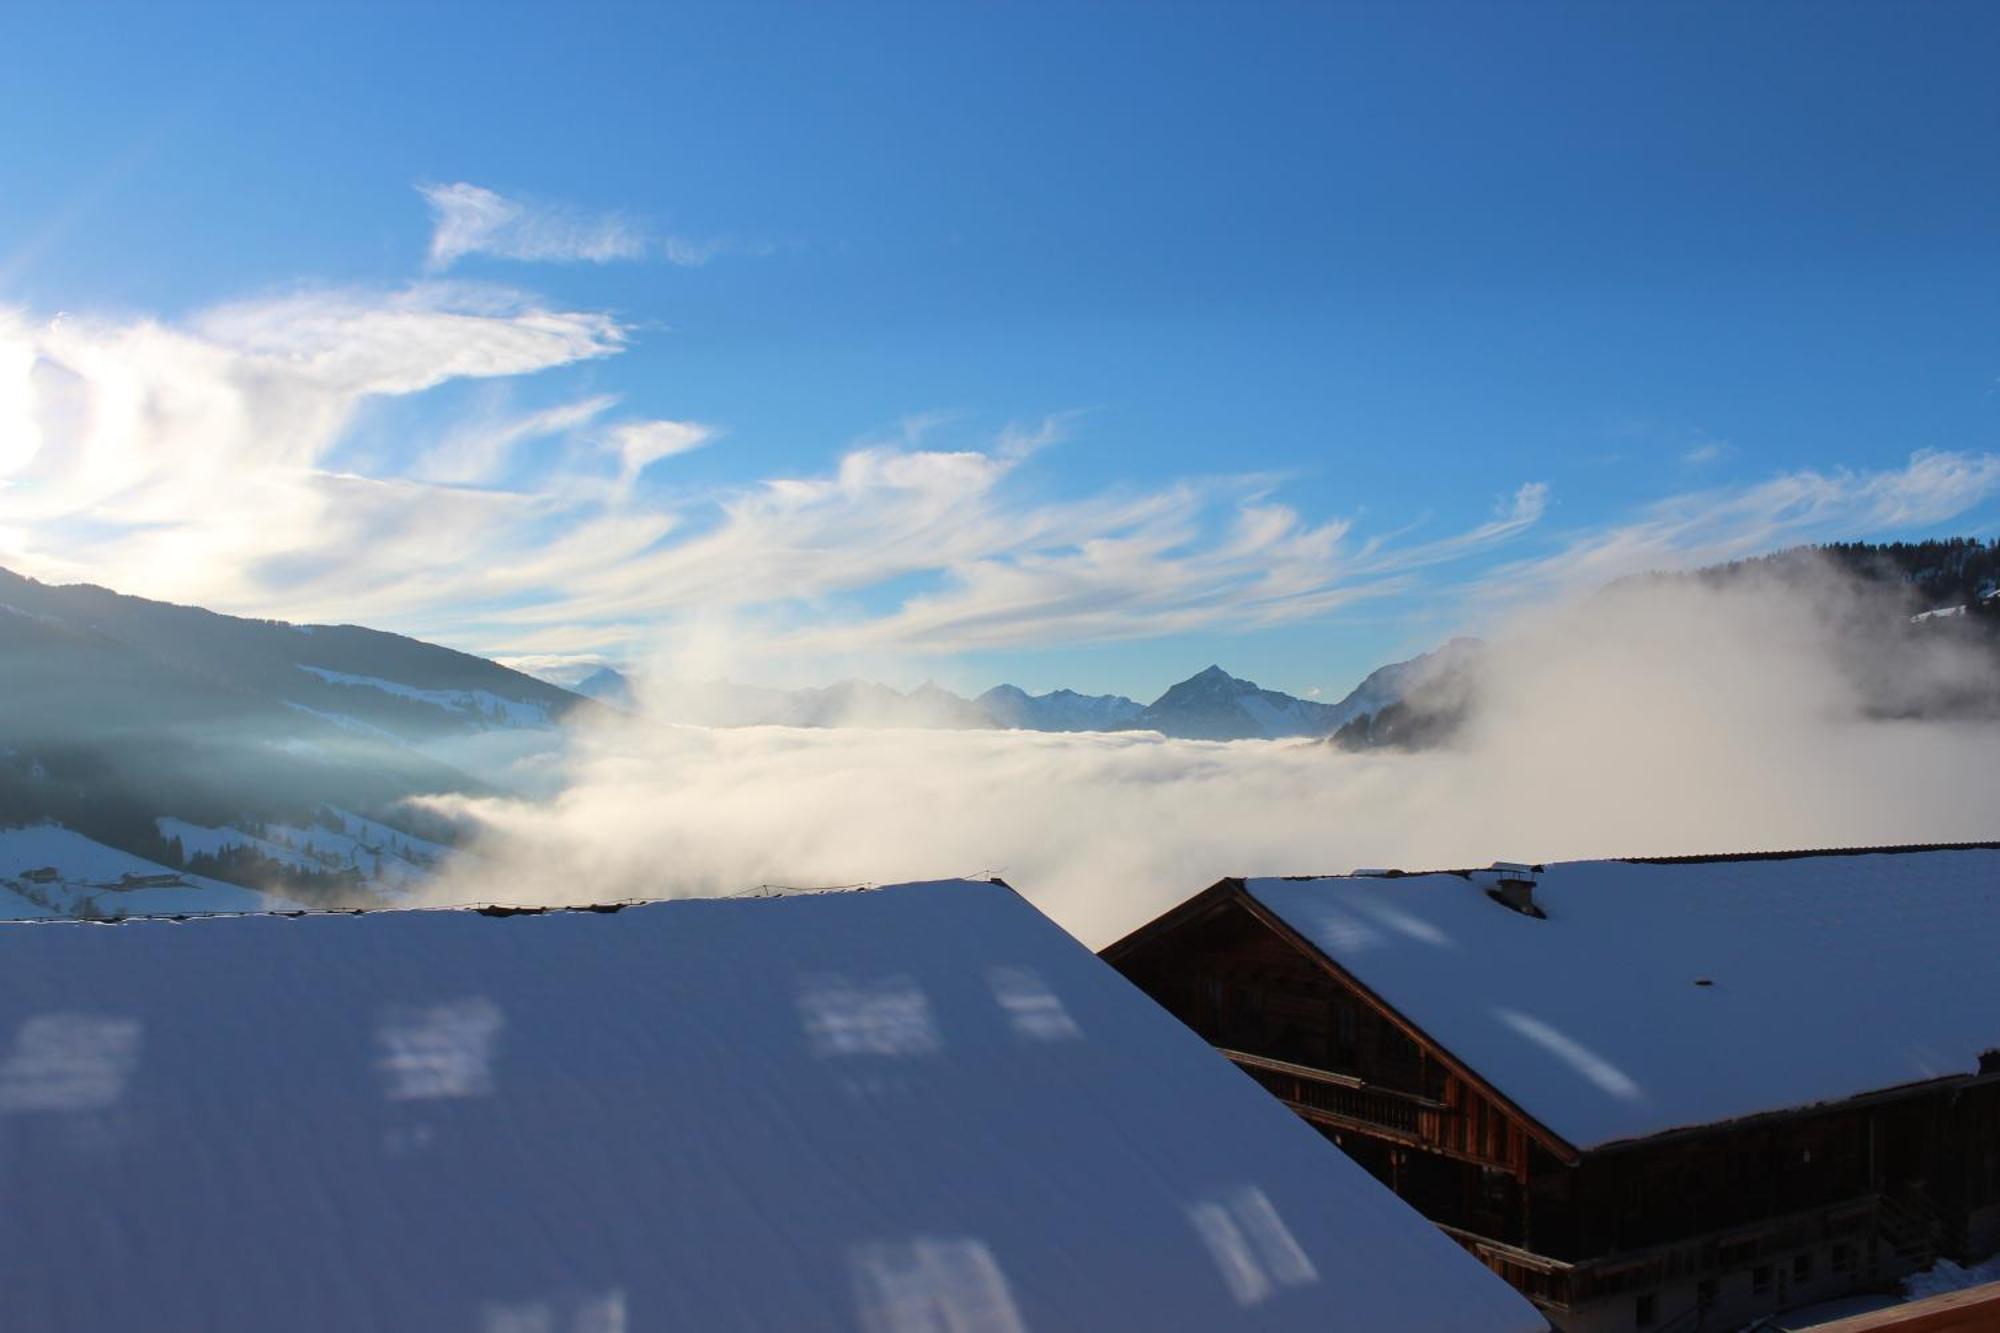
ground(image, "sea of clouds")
xmin=421 ymin=560 xmax=2000 ymax=947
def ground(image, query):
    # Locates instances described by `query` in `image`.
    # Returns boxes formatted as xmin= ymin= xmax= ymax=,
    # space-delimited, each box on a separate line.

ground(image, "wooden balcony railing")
xmin=1218 ymin=1048 xmax=1449 ymax=1144
xmin=1440 ymin=1194 xmax=1887 ymax=1313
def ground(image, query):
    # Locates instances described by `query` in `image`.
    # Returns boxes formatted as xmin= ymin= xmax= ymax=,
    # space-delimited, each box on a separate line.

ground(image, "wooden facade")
xmin=1103 ymin=879 xmax=2000 ymax=1333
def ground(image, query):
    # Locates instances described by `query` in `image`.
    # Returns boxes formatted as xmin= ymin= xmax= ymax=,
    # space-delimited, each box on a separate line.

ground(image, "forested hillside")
xmin=1332 ymin=539 xmax=2000 ymax=753
xmin=0 ymin=567 xmax=589 ymax=904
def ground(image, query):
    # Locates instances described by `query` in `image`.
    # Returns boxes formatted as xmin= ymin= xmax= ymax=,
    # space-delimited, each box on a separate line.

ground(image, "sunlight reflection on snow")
xmin=381 ymin=1123 xmax=436 ymax=1155
xmin=1351 ymin=900 xmax=1457 ymax=949
xmin=850 ymin=1237 xmax=1026 ymax=1333
xmin=1495 ymin=1008 xmax=1646 ymax=1102
xmin=799 ymin=975 xmax=941 ymax=1058
xmin=375 ymin=997 xmax=503 ymax=1101
xmin=1298 ymin=905 xmax=1384 ymax=954
xmin=1186 ymin=1186 xmax=1319 ymax=1307
xmin=0 ymin=1013 xmax=143 ymax=1113
xmin=986 ymin=966 xmax=1083 ymax=1042
xmin=480 ymin=1289 xmax=626 ymax=1333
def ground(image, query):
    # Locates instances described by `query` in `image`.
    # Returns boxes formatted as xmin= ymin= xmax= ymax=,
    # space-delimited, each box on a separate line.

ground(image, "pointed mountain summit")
xmin=1137 ymin=665 xmax=1342 ymax=740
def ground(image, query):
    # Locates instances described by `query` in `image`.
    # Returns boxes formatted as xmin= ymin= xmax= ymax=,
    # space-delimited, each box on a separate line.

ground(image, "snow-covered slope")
xmin=0 ymin=564 xmax=583 ymax=748
xmin=0 ymin=826 xmax=296 ymax=919
xmin=0 ymin=565 xmax=580 ymax=903
xmin=158 ymin=808 xmax=451 ymax=899
xmin=296 ymin=666 xmax=554 ymax=728
xmin=1248 ymin=846 xmax=2000 ymax=1149
xmin=1324 ymin=637 xmax=1488 ymax=751
xmin=1322 ymin=637 xmax=1484 ymax=731
xmin=0 ymin=879 xmax=1542 ymax=1333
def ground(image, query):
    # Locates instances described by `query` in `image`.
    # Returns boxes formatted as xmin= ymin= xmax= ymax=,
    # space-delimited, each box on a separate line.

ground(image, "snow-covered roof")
xmin=1245 ymin=847 xmax=2000 ymax=1152
xmin=0 ymin=878 xmax=1539 ymax=1333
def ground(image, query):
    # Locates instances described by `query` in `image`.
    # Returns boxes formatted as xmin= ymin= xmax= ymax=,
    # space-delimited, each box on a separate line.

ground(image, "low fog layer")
xmin=423 ymin=561 xmax=2000 ymax=947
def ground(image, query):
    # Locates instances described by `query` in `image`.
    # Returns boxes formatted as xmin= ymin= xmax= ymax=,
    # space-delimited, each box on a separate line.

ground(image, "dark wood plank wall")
xmin=1108 ymin=895 xmax=1538 ymax=1174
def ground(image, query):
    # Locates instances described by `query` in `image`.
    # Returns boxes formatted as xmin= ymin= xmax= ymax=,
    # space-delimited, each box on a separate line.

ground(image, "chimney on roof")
xmin=1486 ymin=862 xmax=1544 ymax=919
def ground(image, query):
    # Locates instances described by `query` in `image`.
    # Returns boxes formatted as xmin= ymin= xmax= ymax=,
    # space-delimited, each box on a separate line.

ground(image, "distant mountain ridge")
xmin=571 ymin=657 xmax=1451 ymax=742
xmin=1331 ymin=539 xmax=2000 ymax=753
xmin=0 ymin=566 xmax=592 ymax=906
xmin=976 ymin=684 xmax=1146 ymax=732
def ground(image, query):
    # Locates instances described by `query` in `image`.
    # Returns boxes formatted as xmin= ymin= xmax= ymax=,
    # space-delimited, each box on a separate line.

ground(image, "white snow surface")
xmin=281 ymin=700 xmax=407 ymax=745
xmin=0 ymin=825 xmax=293 ymax=919
xmin=1902 ymin=1253 xmax=2000 ymax=1301
xmin=158 ymin=811 xmax=447 ymax=896
xmin=297 ymin=665 xmax=552 ymax=727
xmin=1246 ymin=847 xmax=2000 ymax=1150
xmin=0 ymin=879 xmax=1540 ymax=1333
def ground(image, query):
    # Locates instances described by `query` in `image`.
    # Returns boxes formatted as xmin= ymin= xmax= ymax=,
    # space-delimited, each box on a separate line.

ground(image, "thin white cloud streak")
xmin=419 ymin=182 xmax=748 ymax=271
xmin=11 ymin=284 xmax=1513 ymax=656
xmin=5 ymin=276 xmax=1997 ymax=666
xmin=419 ymin=562 xmax=2000 ymax=948
xmin=1475 ymin=450 xmax=2000 ymax=610
xmin=611 ymin=419 xmax=713 ymax=494
xmin=420 ymin=183 xmax=646 ymax=270
xmin=417 ymin=394 xmax=619 ymax=486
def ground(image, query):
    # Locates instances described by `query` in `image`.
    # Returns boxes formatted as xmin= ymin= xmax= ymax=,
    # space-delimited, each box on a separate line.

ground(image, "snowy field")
xmin=159 ymin=808 xmax=451 ymax=898
xmin=298 ymin=665 xmax=553 ymax=727
xmin=0 ymin=826 xmax=293 ymax=918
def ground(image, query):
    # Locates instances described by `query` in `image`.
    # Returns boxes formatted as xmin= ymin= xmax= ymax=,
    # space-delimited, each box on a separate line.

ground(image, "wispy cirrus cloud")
xmin=1477 ymin=449 xmax=2000 ymax=606
xmin=0 ymin=279 xmax=1547 ymax=663
xmin=9 ymin=270 xmax=1991 ymax=673
xmin=0 ymin=284 xmax=633 ymax=619
xmin=610 ymin=419 xmax=714 ymax=494
xmin=418 ymin=182 xmax=747 ymax=271
xmin=415 ymin=394 xmax=620 ymax=486
xmin=420 ymin=183 xmax=645 ymax=269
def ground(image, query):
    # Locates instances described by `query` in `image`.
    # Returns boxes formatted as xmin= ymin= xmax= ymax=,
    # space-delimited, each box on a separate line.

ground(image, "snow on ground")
xmin=1902 ymin=1253 xmax=2000 ymax=1301
xmin=0 ymin=826 xmax=294 ymax=919
xmin=322 ymin=807 xmax=455 ymax=864
xmin=1769 ymin=1255 xmax=2000 ymax=1328
xmin=1247 ymin=847 xmax=2000 ymax=1149
xmin=281 ymin=701 xmax=407 ymax=746
xmin=159 ymin=810 xmax=448 ymax=896
xmin=0 ymin=879 xmax=1541 ymax=1333
xmin=297 ymin=665 xmax=552 ymax=727
xmin=1767 ymin=1292 xmax=1904 ymax=1328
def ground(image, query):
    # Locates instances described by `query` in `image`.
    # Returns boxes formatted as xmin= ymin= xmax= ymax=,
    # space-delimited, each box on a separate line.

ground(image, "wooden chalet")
xmin=1102 ymin=845 xmax=2000 ymax=1333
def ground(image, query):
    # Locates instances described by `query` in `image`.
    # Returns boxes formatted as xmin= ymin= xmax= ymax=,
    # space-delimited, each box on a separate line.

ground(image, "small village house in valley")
xmin=0 ymin=878 xmax=1542 ymax=1333
xmin=1102 ymin=846 xmax=2000 ymax=1333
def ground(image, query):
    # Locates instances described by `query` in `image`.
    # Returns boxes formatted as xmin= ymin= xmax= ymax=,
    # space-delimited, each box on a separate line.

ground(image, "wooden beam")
xmin=1098 ymin=877 xmax=1243 ymax=964
xmin=1802 ymin=1282 xmax=2000 ymax=1332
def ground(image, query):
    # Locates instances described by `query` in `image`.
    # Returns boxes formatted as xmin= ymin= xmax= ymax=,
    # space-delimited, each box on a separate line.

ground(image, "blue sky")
xmin=2 ymin=1 xmax=1998 ymax=699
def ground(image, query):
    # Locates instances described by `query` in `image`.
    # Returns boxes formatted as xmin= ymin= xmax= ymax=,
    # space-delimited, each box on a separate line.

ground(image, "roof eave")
xmin=1231 ymin=880 xmax=1585 ymax=1167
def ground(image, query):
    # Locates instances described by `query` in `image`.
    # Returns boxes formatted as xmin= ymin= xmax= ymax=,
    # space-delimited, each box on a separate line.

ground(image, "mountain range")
xmin=0 ymin=565 xmax=588 ymax=911
xmin=564 ymin=649 xmax=1478 ymax=742
xmin=5 ymin=538 xmax=1994 ymax=914
xmin=0 ymin=564 xmax=1446 ymax=914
